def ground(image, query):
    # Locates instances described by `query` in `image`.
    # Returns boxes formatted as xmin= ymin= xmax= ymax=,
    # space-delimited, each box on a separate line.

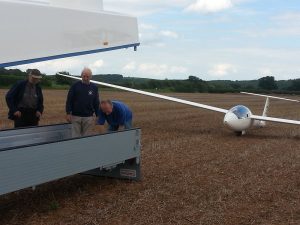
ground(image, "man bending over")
xmin=97 ymin=100 xmax=133 ymax=132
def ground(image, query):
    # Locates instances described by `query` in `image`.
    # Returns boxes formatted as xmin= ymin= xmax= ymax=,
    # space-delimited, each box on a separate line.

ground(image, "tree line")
xmin=0 ymin=68 xmax=299 ymax=94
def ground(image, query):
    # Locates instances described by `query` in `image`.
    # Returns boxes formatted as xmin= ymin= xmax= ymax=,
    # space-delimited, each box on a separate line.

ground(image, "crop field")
xmin=0 ymin=89 xmax=300 ymax=225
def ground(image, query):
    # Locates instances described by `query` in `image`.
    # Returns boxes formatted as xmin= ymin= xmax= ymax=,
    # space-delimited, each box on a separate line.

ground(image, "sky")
xmin=10 ymin=0 xmax=300 ymax=80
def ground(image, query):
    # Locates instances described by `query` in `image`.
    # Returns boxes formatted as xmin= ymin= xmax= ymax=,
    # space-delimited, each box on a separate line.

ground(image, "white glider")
xmin=58 ymin=73 xmax=300 ymax=136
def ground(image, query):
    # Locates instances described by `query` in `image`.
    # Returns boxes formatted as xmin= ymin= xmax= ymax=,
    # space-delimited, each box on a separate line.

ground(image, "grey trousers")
xmin=71 ymin=116 xmax=94 ymax=138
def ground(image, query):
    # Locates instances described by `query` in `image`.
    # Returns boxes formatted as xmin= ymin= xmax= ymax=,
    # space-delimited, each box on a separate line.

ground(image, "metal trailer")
xmin=0 ymin=124 xmax=141 ymax=196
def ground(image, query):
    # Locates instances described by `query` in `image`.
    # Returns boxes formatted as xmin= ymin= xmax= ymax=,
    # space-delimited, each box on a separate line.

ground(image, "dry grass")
xmin=0 ymin=89 xmax=300 ymax=225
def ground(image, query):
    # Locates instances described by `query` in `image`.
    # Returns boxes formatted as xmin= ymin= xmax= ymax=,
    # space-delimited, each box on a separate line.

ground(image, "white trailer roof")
xmin=2 ymin=0 xmax=104 ymax=12
xmin=0 ymin=0 xmax=139 ymax=67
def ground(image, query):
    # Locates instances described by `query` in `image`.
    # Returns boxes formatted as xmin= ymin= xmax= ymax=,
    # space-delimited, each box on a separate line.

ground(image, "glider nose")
xmin=224 ymin=105 xmax=253 ymax=132
xmin=224 ymin=112 xmax=237 ymax=126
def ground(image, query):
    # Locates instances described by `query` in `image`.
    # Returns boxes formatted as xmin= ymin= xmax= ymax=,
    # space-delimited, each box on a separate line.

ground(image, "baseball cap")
xmin=29 ymin=69 xmax=43 ymax=79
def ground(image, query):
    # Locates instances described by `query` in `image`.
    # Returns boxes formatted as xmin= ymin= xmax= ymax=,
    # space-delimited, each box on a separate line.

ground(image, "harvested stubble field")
xmin=0 ymin=89 xmax=300 ymax=225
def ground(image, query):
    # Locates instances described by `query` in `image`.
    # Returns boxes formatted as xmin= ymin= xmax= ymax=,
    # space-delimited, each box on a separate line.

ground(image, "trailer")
xmin=0 ymin=124 xmax=141 ymax=196
xmin=0 ymin=0 xmax=141 ymax=197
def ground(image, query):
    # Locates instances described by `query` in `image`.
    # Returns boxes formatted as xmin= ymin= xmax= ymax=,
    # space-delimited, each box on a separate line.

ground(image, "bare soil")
xmin=0 ymin=90 xmax=299 ymax=225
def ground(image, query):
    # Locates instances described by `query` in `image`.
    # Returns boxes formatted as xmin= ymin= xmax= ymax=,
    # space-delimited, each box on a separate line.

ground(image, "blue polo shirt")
xmin=98 ymin=101 xmax=132 ymax=126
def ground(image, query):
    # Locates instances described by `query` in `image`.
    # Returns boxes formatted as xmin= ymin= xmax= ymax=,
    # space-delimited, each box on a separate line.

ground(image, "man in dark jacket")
xmin=66 ymin=67 xmax=100 ymax=137
xmin=6 ymin=69 xmax=44 ymax=128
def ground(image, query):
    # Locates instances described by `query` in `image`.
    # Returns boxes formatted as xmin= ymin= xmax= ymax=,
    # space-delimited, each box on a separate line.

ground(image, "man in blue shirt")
xmin=97 ymin=100 xmax=133 ymax=132
xmin=66 ymin=67 xmax=99 ymax=137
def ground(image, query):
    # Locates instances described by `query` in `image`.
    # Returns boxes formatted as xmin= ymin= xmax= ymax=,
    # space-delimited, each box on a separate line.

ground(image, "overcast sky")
xmin=11 ymin=0 xmax=300 ymax=80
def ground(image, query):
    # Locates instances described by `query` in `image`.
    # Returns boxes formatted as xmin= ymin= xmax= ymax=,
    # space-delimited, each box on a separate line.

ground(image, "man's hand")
xmin=66 ymin=114 xmax=72 ymax=123
xmin=36 ymin=111 xmax=42 ymax=118
xmin=14 ymin=111 xmax=22 ymax=118
xmin=96 ymin=125 xmax=105 ymax=134
xmin=94 ymin=116 xmax=99 ymax=125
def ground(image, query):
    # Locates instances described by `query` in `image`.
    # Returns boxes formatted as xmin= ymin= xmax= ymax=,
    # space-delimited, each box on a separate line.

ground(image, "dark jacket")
xmin=66 ymin=81 xmax=99 ymax=117
xmin=6 ymin=80 xmax=44 ymax=120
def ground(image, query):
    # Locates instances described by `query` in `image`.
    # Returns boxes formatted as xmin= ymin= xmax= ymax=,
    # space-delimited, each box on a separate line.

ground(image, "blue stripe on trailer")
xmin=0 ymin=43 xmax=140 ymax=68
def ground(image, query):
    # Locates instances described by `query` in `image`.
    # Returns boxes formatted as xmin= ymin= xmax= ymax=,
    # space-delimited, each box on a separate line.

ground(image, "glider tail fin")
xmin=253 ymin=97 xmax=269 ymax=128
xmin=260 ymin=97 xmax=270 ymax=127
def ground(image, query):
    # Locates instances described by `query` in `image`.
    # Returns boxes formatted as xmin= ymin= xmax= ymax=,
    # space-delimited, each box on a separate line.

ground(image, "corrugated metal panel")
xmin=0 ymin=124 xmax=72 ymax=150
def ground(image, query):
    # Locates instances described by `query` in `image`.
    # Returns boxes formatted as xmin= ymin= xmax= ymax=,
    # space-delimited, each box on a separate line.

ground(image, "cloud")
xmin=258 ymin=68 xmax=273 ymax=76
xmin=138 ymin=63 xmax=188 ymax=76
xmin=89 ymin=59 xmax=104 ymax=73
xmin=170 ymin=66 xmax=188 ymax=73
xmin=9 ymin=58 xmax=105 ymax=75
xmin=239 ymin=11 xmax=300 ymax=39
xmin=239 ymin=27 xmax=300 ymax=38
xmin=123 ymin=61 xmax=136 ymax=71
xmin=10 ymin=58 xmax=84 ymax=74
xmin=140 ymin=23 xmax=156 ymax=30
xmin=159 ymin=30 xmax=179 ymax=39
xmin=138 ymin=63 xmax=168 ymax=76
xmin=139 ymin=25 xmax=180 ymax=47
xmin=209 ymin=63 xmax=237 ymax=77
xmin=122 ymin=61 xmax=188 ymax=78
xmin=274 ymin=12 xmax=300 ymax=24
xmin=185 ymin=0 xmax=234 ymax=13
xmin=139 ymin=32 xmax=165 ymax=47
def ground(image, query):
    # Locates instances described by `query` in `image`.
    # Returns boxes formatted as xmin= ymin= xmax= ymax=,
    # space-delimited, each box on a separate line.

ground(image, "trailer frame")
xmin=0 ymin=124 xmax=141 ymax=196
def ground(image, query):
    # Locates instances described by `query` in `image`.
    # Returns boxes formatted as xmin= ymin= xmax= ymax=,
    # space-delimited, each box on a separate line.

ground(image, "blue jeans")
xmin=108 ymin=120 xmax=132 ymax=132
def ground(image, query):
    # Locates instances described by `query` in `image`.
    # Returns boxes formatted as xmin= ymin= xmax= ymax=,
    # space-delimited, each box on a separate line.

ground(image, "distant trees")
xmin=258 ymin=76 xmax=278 ymax=90
xmin=0 ymin=68 xmax=300 ymax=94
xmin=288 ymin=79 xmax=300 ymax=91
xmin=0 ymin=75 xmax=23 ymax=87
xmin=0 ymin=68 xmax=26 ymax=76
xmin=40 ymin=74 xmax=52 ymax=87
xmin=0 ymin=68 xmax=26 ymax=87
xmin=55 ymin=71 xmax=73 ymax=85
xmin=188 ymin=75 xmax=200 ymax=81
